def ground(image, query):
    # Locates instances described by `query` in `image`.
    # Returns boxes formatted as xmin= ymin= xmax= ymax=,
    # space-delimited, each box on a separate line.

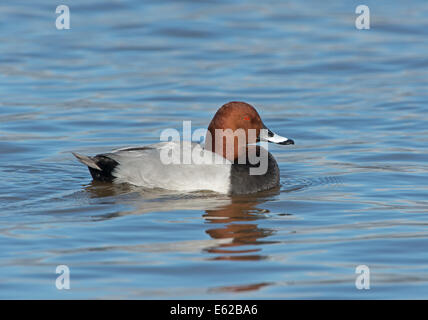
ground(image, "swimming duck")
xmin=73 ymin=101 xmax=294 ymax=194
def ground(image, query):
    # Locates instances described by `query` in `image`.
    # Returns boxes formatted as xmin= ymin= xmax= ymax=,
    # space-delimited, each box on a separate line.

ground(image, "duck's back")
xmin=104 ymin=141 xmax=232 ymax=193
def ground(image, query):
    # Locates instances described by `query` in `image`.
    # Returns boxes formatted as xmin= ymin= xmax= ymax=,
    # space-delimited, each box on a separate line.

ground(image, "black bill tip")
xmin=278 ymin=139 xmax=294 ymax=145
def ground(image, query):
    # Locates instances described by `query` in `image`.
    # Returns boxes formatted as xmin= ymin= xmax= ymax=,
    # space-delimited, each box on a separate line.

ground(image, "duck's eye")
xmin=243 ymin=116 xmax=250 ymax=121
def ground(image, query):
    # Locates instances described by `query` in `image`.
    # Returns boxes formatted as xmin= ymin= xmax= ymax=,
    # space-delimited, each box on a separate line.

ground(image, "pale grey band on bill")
xmin=259 ymin=128 xmax=294 ymax=145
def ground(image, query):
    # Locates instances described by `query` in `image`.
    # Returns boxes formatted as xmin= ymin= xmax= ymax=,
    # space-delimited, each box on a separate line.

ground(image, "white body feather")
xmin=107 ymin=141 xmax=232 ymax=194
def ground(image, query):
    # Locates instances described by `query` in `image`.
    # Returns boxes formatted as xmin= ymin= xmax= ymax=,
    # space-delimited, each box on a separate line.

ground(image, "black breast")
xmin=229 ymin=148 xmax=280 ymax=195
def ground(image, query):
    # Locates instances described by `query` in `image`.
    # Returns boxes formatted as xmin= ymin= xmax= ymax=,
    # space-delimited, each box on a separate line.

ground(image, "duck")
xmin=73 ymin=101 xmax=294 ymax=194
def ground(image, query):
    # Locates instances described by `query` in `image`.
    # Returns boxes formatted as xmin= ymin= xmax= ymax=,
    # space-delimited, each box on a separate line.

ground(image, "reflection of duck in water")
xmin=203 ymin=189 xmax=281 ymax=293
xmin=83 ymin=183 xmax=282 ymax=293
xmin=83 ymin=181 xmax=232 ymax=216
xmin=84 ymin=183 xmax=280 ymax=261
xmin=203 ymin=188 xmax=280 ymax=261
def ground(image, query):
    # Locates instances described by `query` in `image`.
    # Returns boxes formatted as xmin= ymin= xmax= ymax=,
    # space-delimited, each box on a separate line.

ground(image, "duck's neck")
xmin=205 ymin=127 xmax=247 ymax=162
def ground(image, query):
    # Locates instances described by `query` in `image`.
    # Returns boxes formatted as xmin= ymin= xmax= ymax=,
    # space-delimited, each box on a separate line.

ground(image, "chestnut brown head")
xmin=205 ymin=101 xmax=294 ymax=161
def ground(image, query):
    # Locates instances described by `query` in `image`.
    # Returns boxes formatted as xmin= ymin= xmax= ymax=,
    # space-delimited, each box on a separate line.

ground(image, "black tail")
xmin=73 ymin=153 xmax=119 ymax=182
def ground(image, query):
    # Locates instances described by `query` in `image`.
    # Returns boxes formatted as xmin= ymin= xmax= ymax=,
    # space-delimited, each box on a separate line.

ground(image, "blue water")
xmin=1 ymin=0 xmax=428 ymax=299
